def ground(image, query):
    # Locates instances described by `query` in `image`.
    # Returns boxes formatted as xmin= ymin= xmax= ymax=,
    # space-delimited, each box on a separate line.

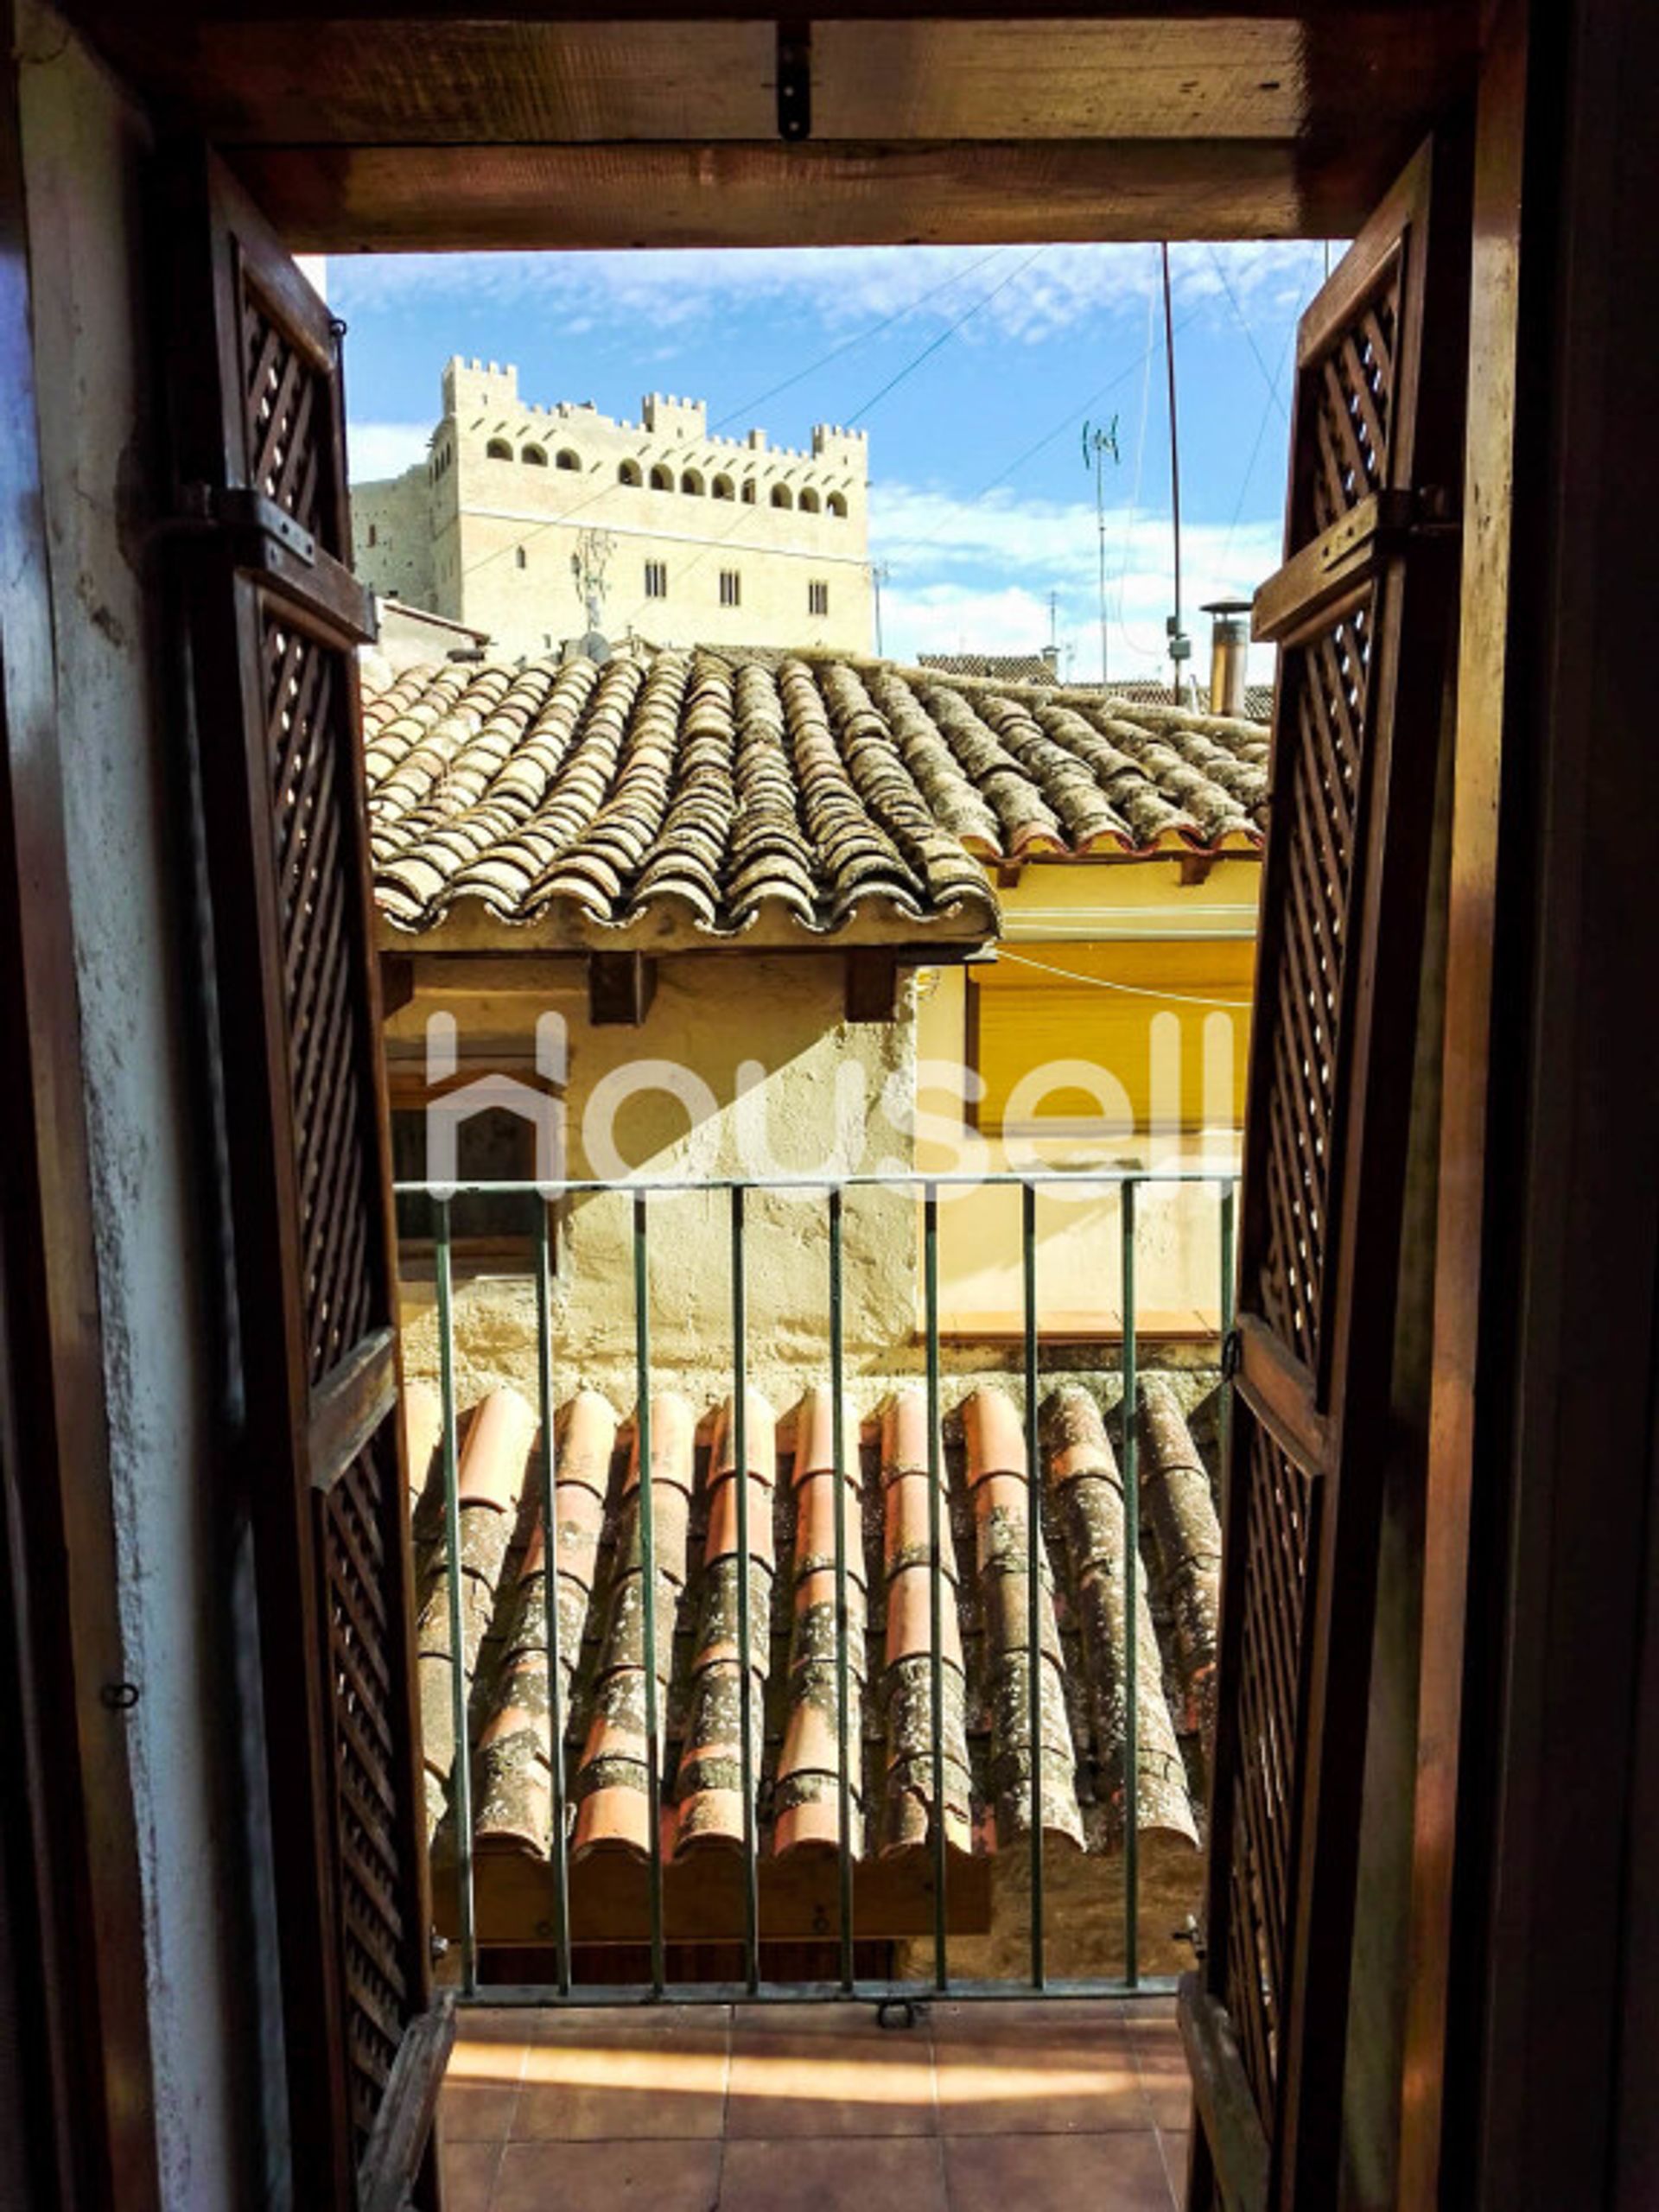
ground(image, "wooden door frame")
xmin=0 ymin=8 xmax=161 ymax=2204
xmin=1405 ymin=0 xmax=1659 ymax=2202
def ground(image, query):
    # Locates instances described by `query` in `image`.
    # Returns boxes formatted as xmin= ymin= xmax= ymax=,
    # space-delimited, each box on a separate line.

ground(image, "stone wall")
xmin=353 ymin=357 xmax=874 ymax=658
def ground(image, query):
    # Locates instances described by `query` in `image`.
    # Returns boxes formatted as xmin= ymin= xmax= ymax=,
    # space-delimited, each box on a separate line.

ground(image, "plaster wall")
xmin=915 ymin=849 xmax=1256 ymax=1336
xmin=17 ymin=7 xmax=270 ymax=2200
xmin=354 ymin=358 xmax=874 ymax=658
xmin=391 ymin=954 xmax=918 ymax=1410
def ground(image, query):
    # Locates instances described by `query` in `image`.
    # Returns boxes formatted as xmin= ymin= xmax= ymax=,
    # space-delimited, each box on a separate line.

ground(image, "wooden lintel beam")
xmin=588 ymin=950 xmax=656 ymax=1027
xmin=391 ymin=952 xmax=586 ymax=999
xmin=226 ymin=139 xmax=1366 ymax=254
xmin=845 ymin=949 xmax=900 ymax=1024
xmin=379 ymin=950 xmax=415 ymax=1018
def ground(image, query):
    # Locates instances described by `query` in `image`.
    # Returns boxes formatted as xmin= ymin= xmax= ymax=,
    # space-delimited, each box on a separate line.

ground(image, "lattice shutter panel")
xmin=1180 ymin=139 xmax=1469 ymax=2212
xmin=164 ymin=152 xmax=435 ymax=2209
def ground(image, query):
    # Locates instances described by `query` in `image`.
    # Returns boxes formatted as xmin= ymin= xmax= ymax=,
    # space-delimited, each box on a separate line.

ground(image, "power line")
xmin=460 ymin=247 xmax=1039 ymax=590
xmin=878 ymin=296 xmax=1205 ymax=570
xmin=844 ymin=246 xmax=1049 ymax=424
xmin=711 ymin=246 xmax=1007 ymax=429
xmin=1160 ymin=243 xmax=1192 ymax=699
xmin=1204 ymin=245 xmax=1290 ymax=422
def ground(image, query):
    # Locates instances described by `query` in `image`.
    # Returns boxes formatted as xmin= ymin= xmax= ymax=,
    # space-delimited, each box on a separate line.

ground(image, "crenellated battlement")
xmin=359 ymin=356 xmax=874 ymax=659
xmin=434 ymin=359 xmax=868 ymax=491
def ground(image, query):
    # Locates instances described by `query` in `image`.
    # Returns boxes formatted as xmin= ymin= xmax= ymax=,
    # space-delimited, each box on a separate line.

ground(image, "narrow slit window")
xmin=645 ymin=559 xmax=668 ymax=599
xmin=720 ymin=569 xmax=741 ymax=608
xmin=809 ymin=580 xmax=829 ymax=617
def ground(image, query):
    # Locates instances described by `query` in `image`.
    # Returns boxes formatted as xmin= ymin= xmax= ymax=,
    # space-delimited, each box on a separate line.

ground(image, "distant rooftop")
xmin=360 ymin=644 xmax=1268 ymax=951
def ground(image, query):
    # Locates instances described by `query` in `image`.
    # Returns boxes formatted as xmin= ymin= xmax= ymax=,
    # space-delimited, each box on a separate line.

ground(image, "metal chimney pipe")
xmin=1202 ymin=598 xmax=1253 ymax=716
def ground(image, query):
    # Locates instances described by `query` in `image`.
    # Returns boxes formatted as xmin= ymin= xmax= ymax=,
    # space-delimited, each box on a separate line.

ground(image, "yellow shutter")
xmin=969 ymin=938 xmax=1255 ymax=1135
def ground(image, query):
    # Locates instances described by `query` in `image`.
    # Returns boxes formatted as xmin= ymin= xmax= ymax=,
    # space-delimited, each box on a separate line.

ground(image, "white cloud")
xmin=346 ymin=421 xmax=433 ymax=480
xmin=331 ymin=239 xmax=1326 ymax=352
xmin=875 ymin=480 xmax=1281 ymax=682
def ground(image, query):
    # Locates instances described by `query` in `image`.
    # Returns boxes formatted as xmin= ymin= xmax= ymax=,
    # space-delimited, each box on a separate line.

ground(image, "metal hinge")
xmin=177 ymin=482 xmax=316 ymax=567
xmin=1221 ymin=1328 xmax=1243 ymax=1380
xmin=1171 ymin=1913 xmax=1207 ymax=1962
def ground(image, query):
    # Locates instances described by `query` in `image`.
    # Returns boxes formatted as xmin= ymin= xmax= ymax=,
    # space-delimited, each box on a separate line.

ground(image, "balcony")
xmin=401 ymin=1166 xmax=1236 ymax=2016
xmin=439 ymin=1995 xmax=1190 ymax=2210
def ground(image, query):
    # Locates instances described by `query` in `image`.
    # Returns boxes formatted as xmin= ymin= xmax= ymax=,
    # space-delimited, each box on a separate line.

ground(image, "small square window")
xmin=808 ymin=580 xmax=829 ymax=617
xmin=391 ymin=1100 xmax=556 ymax=1274
xmin=645 ymin=559 xmax=668 ymax=599
xmin=720 ymin=569 xmax=741 ymax=608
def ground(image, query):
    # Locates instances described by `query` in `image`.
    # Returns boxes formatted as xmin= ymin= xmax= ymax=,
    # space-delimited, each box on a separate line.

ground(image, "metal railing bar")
xmin=828 ymin=1186 xmax=855 ymax=1994
xmin=1022 ymin=1179 xmax=1046 ymax=1992
xmin=632 ymin=1192 xmax=666 ymax=1998
xmin=1121 ymin=1181 xmax=1140 ymax=1993
xmin=730 ymin=1185 xmax=760 ymax=1998
xmin=455 ymin=1975 xmax=1184 ymax=2009
xmin=1218 ymin=1179 xmax=1237 ymax=1503
xmin=924 ymin=1182 xmax=949 ymax=1993
xmin=395 ymin=1168 xmax=1237 ymax=1198
xmin=435 ymin=1200 xmax=477 ymax=1997
xmin=535 ymin=1205 xmax=572 ymax=1998
xmin=422 ymin=1165 xmax=1245 ymax=2009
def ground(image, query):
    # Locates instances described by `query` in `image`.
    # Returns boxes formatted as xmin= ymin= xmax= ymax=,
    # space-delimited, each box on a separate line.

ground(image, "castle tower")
xmin=352 ymin=361 xmax=874 ymax=659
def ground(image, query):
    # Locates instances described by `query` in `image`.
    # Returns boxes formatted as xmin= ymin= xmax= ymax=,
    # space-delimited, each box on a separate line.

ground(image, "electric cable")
xmin=844 ymin=246 xmax=1050 ymax=424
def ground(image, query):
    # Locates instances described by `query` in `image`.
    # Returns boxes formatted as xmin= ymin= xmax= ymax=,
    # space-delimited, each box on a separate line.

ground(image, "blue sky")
xmin=329 ymin=241 xmax=1330 ymax=682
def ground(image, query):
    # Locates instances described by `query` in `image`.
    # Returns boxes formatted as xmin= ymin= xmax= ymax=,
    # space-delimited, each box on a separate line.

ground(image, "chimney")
xmin=1202 ymin=598 xmax=1253 ymax=716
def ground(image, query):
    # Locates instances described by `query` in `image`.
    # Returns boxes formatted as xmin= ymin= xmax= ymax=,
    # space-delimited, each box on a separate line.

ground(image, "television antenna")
xmin=1081 ymin=416 xmax=1120 ymax=686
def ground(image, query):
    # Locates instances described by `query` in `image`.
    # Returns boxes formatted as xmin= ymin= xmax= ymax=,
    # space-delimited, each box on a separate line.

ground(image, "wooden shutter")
xmin=162 ymin=150 xmax=442 ymax=2209
xmin=1180 ymin=140 xmax=1468 ymax=2211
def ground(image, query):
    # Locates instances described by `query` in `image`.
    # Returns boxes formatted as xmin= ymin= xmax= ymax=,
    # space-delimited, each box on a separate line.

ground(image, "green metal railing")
xmin=404 ymin=1166 xmax=1239 ymax=2011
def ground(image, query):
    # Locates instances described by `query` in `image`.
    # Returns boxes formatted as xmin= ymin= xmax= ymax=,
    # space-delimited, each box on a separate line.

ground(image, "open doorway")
xmin=10 ymin=9 xmax=1522 ymax=2202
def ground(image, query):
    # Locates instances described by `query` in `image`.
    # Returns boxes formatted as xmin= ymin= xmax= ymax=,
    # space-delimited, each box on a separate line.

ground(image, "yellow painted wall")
xmin=916 ymin=855 xmax=1260 ymax=1334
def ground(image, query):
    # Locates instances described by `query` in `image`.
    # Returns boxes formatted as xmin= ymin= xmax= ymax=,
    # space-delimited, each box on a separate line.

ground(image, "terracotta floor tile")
xmin=718 ymin=2136 xmax=950 ymax=2212
xmin=942 ymin=2130 xmax=1173 ymax=2212
xmin=1126 ymin=2010 xmax=1193 ymax=2133
xmin=521 ymin=1999 xmax=732 ymax=2043
xmin=726 ymin=2028 xmax=938 ymax=2138
xmin=512 ymin=2016 xmax=729 ymax=2140
xmin=933 ymin=2008 xmax=1146 ymax=2134
xmin=733 ymin=2000 xmax=900 ymax=2037
xmin=492 ymin=2137 xmax=723 ymax=2212
xmin=929 ymin=1997 xmax=1128 ymax=2042
xmin=1157 ymin=2128 xmax=1192 ymax=2207
xmin=441 ymin=2030 xmax=527 ymax=2143
xmin=439 ymin=2139 xmax=503 ymax=2212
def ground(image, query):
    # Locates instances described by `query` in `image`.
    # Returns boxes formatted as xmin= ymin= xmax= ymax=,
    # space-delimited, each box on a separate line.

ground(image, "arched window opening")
xmin=771 ymin=483 xmax=793 ymax=509
xmin=827 ymin=492 xmax=849 ymax=518
xmin=741 ymin=480 xmax=758 ymax=505
xmin=522 ymin=443 xmax=548 ymax=466
xmin=681 ymin=468 xmax=705 ymax=496
xmin=486 ymin=437 xmax=512 ymax=460
xmin=712 ymin=474 xmax=735 ymax=501
xmin=649 ymin=463 xmax=674 ymax=490
xmin=799 ymin=487 xmax=821 ymax=514
xmin=556 ymin=448 xmax=581 ymax=470
xmin=619 ymin=460 xmax=643 ymax=486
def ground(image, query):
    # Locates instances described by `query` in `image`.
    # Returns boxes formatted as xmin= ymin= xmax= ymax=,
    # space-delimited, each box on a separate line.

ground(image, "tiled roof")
xmin=360 ymin=648 xmax=1268 ymax=948
xmin=918 ymin=652 xmax=1060 ymax=686
xmin=404 ymin=1370 xmax=1221 ymax=1889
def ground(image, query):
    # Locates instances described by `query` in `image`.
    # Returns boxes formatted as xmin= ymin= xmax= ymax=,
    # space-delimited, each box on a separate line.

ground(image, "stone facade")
xmin=353 ymin=356 xmax=874 ymax=658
